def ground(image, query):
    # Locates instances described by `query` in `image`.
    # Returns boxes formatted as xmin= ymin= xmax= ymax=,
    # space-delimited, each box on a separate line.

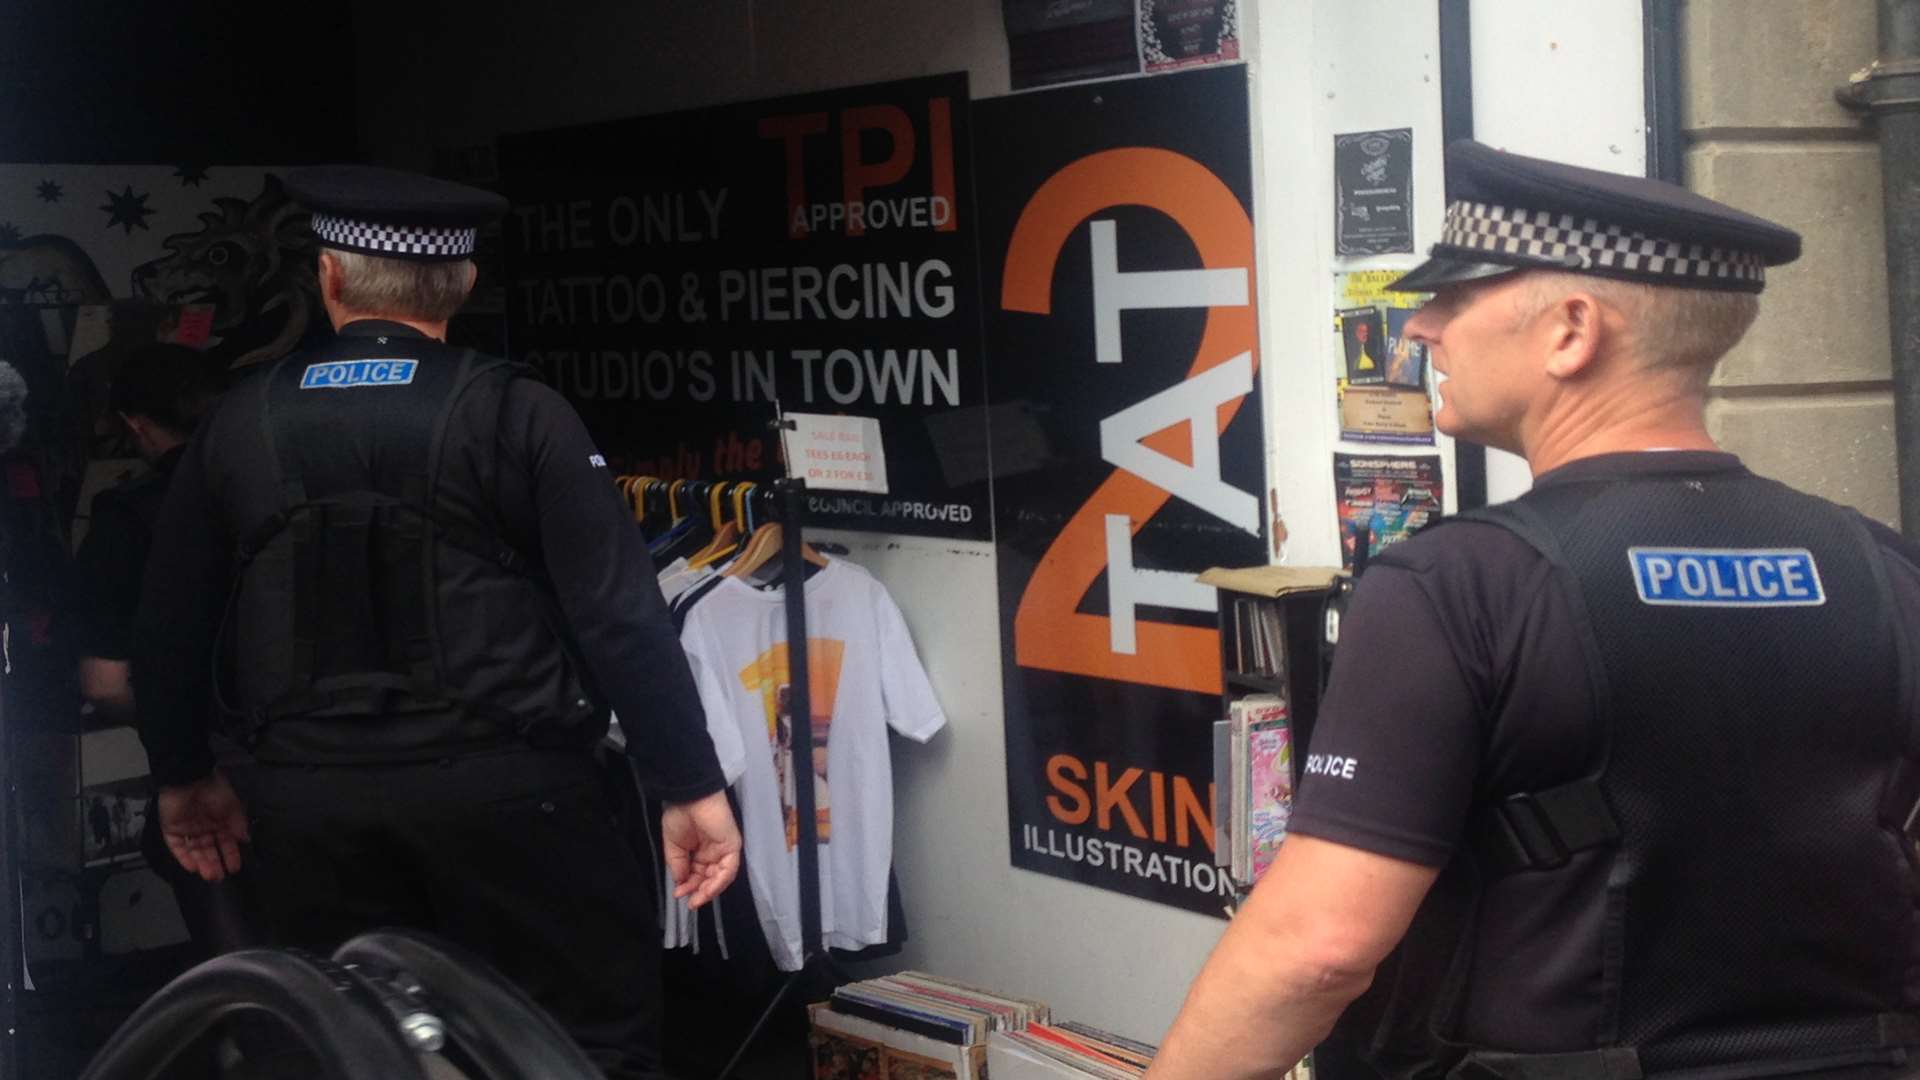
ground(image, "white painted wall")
xmin=351 ymin=0 xmax=1653 ymax=1045
xmin=1469 ymin=0 xmax=1648 ymax=503
xmin=1255 ymin=0 xmax=1452 ymax=569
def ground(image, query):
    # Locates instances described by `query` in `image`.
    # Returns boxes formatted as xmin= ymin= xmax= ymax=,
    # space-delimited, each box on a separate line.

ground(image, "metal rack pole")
xmin=717 ymin=476 xmax=830 ymax=1080
xmin=779 ymin=477 xmax=822 ymax=965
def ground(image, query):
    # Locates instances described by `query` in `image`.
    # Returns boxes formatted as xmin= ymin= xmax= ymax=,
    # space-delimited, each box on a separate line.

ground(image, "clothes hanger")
xmin=731 ymin=482 xmax=757 ymax=535
xmin=723 ymin=509 xmax=828 ymax=581
xmin=686 ymin=482 xmax=744 ymax=570
xmin=626 ymin=475 xmax=657 ymax=526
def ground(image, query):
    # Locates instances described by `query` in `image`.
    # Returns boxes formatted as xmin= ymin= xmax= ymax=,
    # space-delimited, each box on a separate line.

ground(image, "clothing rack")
xmin=613 ymin=458 xmax=846 ymax=1074
xmin=715 ymin=475 xmax=841 ymax=1080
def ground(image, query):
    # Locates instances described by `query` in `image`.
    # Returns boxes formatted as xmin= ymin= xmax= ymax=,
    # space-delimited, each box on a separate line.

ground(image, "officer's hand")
xmin=662 ymin=790 xmax=741 ymax=910
xmin=157 ymin=771 xmax=250 ymax=883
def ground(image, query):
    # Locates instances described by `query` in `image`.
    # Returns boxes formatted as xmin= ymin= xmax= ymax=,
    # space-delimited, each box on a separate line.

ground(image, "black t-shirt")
xmin=1288 ymin=450 xmax=1920 ymax=1048
xmin=135 ymin=322 xmax=723 ymax=800
xmin=72 ymin=446 xmax=184 ymax=660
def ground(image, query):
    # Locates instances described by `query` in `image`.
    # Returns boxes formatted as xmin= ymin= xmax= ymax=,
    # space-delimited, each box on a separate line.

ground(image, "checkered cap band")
xmin=1441 ymin=201 xmax=1766 ymax=287
xmin=311 ymin=213 xmax=478 ymax=259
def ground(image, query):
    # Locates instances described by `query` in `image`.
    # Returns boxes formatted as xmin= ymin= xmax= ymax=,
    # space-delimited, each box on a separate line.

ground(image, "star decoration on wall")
xmin=0 ymin=223 xmax=20 ymax=243
xmin=174 ymin=165 xmax=209 ymax=187
xmin=100 ymin=185 xmax=155 ymax=235
xmin=35 ymin=180 xmax=63 ymax=203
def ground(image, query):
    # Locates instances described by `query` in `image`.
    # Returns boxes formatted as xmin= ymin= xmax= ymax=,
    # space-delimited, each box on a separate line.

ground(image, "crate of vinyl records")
xmin=1199 ymin=566 xmax=1347 ymax=890
xmin=810 ymin=972 xmax=1050 ymax=1079
xmin=986 ymin=1020 xmax=1159 ymax=1078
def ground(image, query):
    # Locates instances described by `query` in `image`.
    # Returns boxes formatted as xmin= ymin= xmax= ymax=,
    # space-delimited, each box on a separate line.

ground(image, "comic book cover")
xmin=1247 ymin=710 xmax=1292 ymax=882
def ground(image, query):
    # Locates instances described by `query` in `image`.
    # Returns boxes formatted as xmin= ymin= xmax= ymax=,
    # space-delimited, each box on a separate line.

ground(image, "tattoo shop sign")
xmin=499 ymin=74 xmax=988 ymax=539
xmin=980 ymin=66 xmax=1267 ymax=915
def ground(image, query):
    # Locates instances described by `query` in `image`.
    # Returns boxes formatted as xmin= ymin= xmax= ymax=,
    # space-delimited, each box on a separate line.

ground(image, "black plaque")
xmin=499 ymin=74 xmax=989 ymax=540
xmin=1334 ymin=128 xmax=1414 ymax=256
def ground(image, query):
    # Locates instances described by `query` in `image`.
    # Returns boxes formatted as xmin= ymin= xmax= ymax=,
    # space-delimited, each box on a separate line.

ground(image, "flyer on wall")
xmin=979 ymin=65 xmax=1266 ymax=917
xmin=1334 ymin=128 xmax=1414 ymax=256
xmin=1140 ymin=0 xmax=1241 ymax=72
xmin=499 ymin=73 xmax=990 ymax=540
xmin=1334 ymin=271 xmax=1435 ymax=445
xmin=1333 ymin=453 xmax=1444 ymax=569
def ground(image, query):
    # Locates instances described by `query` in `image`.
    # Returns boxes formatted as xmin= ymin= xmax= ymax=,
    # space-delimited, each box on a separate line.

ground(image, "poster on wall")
xmin=1139 ymin=0 xmax=1241 ymax=73
xmin=1333 ymin=454 xmax=1443 ymax=569
xmin=499 ymin=74 xmax=989 ymax=540
xmin=1003 ymin=0 xmax=1143 ymax=90
xmin=980 ymin=65 xmax=1266 ymax=915
xmin=1003 ymin=0 xmax=1240 ymax=90
xmin=1334 ymin=129 xmax=1414 ymax=256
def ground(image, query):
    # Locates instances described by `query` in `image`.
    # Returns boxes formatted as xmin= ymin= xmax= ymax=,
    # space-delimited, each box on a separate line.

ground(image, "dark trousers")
xmin=230 ymin=748 xmax=666 ymax=1080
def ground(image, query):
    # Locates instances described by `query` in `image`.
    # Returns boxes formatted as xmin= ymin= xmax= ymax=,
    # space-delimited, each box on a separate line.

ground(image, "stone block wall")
xmin=1683 ymin=0 xmax=1897 ymax=525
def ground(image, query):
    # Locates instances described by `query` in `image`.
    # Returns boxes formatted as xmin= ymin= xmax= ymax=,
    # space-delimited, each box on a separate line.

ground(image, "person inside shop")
xmin=73 ymin=343 xmax=262 ymax=954
xmin=1147 ymin=141 xmax=1920 ymax=1080
xmin=132 ymin=164 xmax=742 ymax=1080
xmin=75 ymin=343 xmax=211 ymax=720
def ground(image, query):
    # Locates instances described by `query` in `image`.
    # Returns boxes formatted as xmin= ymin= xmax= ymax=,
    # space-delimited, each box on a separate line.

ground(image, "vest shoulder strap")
xmin=1420 ymin=501 xmax=1623 ymax=876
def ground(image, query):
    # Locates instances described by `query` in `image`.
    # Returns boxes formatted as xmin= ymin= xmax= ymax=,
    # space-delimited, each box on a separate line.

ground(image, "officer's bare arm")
xmin=1146 ymin=835 xmax=1438 ymax=1080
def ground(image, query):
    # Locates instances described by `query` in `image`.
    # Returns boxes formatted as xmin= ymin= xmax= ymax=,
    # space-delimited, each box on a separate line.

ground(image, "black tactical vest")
xmin=210 ymin=329 xmax=600 ymax=762
xmin=1340 ymin=463 xmax=1920 ymax=1080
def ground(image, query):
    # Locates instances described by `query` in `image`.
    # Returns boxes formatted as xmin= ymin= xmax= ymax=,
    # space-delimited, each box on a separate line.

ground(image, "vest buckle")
xmin=1489 ymin=792 xmax=1573 ymax=871
xmin=1475 ymin=779 xmax=1619 ymax=876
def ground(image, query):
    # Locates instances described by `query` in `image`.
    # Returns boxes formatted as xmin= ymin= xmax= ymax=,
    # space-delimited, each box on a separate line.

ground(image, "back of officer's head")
xmin=283 ymin=164 xmax=505 ymax=325
xmin=110 ymin=343 xmax=214 ymax=439
xmin=320 ymin=248 xmax=475 ymax=323
xmin=1392 ymin=142 xmax=1798 ymax=392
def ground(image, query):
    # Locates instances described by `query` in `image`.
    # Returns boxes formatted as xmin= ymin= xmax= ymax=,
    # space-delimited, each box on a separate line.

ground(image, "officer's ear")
xmin=317 ymin=252 xmax=343 ymax=303
xmin=1541 ymin=291 xmax=1604 ymax=381
xmin=463 ymin=260 xmax=478 ymax=293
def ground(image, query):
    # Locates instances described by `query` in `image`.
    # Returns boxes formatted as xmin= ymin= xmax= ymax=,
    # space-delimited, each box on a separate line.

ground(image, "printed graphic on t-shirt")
xmin=740 ymin=639 xmax=847 ymax=850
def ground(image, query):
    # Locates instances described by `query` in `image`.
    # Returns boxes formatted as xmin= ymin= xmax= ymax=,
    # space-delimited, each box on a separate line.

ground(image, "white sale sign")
xmin=784 ymin=412 xmax=890 ymax=494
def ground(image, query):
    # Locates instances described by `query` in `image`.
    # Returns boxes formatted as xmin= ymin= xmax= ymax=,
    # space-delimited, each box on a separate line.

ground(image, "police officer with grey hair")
xmin=1149 ymin=142 xmax=1920 ymax=1080
xmin=133 ymin=165 xmax=740 ymax=1079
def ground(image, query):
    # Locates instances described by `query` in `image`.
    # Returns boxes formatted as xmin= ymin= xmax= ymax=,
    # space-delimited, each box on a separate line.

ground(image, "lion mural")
xmin=132 ymin=174 xmax=319 ymax=368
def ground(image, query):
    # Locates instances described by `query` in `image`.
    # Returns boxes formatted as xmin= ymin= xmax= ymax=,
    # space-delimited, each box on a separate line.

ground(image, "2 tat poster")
xmin=499 ymin=74 xmax=989 ymax=540
xmin=979 ymin=65 xmax=1266 ymax=915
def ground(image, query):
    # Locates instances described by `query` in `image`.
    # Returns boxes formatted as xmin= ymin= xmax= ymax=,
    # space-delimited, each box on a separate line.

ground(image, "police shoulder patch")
xmin=300 ymin=358 xmax=419 ymax=389
xmin=1628 ymin=547 xmax=1825 ymax=608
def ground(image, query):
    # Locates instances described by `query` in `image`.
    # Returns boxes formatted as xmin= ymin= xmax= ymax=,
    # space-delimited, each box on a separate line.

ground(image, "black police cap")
xmin=1390 ymin=141 xmax=1801 ymax=294
xmin=285 ymin=165 xmax=508 ymax=263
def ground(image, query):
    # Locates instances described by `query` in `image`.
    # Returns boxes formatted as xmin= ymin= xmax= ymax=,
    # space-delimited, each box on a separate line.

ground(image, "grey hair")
xmin=1516 ymin=272 xmax=1759 ymax=386
xmin=326 ymin=249 xmax=474 ymax=322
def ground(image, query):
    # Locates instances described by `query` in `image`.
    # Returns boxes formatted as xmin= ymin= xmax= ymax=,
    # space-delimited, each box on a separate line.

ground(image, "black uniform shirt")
xmin=73 ymin=446 xmax=183 ymax=660
xmin=1288 ymin=450 xmax=1920 ymax=1046
xmin=134 ymin=321 xmax=725 ymax=801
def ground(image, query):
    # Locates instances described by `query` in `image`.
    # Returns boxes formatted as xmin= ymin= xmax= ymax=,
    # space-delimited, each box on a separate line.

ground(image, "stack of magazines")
xmin=1213 ymin=693 xmax=1295 ymax=887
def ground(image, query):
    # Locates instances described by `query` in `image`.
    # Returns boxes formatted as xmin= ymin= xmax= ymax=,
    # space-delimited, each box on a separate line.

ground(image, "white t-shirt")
xmin=656 ymin=556 xmax=714 ymax=606
xmin=678 ymin=558 xmax=946 ymax=970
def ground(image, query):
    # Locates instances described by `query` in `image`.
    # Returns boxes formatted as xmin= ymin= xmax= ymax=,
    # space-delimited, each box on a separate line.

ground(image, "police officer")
xmin=1148 ymin=141 xmax=1920 ymax=1080
xmin=132 ymin=165 xmax=741 ymax=1080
